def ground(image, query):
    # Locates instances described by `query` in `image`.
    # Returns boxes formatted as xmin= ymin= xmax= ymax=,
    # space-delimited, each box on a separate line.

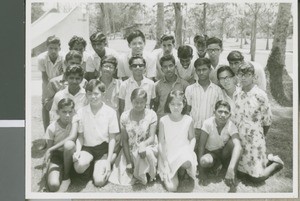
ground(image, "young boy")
xmin=117 ymin=30 xmax=156 ymax=81
xmin=205 ymin=37 xmax=228 ymax=85
xmin=68 ymin=35 xmax=90 ymax=72
xmin=154 ymin=55 xmax=189 ymax=120
xmin=38 ymin=36 xmax=64 ymax=132
xmin=176 ymin=45 xmax=197 ymax=84
xmin=193 ymin=34 xmax=208 ymax=59
xmin=119 ymin=56 xmax=156 ymax=114
xmin=43 ymin=50 xmax=87 ymax=131
xmin=98 ymin=55 xmax=122 ymax=117
xmin=198 ymin=100 xmax=242 ymax=186
xmin=185 ymin=58 xmax=223 ymax=157
xmin=86 ymin=31 xmax=119 ymax=81
xmin=50 ymin=64 xmax=87 ymax=121
xmin=227 ymin=50 xmax=266 ymax=91
xmin=73 ymin=79 xmax=119 ymax=187
xmin=152 ymin=34 xmax=178 ymax=80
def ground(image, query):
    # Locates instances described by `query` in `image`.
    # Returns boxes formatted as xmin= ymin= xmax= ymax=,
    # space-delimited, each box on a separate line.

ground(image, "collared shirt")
xmin=86 ymin=47 xmax=119 ymax=72
xmin=185 ymin=81 xmax=224 ymax=129
xmin=38 ymin=51 xmax=64 ymax=80
xmin=43 ymin=75 xmax=88 ymax=110
xmin=117 ymin=50 xmax=156 ymax=79
xmin=77 ymin=103 xmax=120 ymax=146
xmin=152 ymin=48 xmax=179 ymax=80
xmin=99 ymin=78 xmax=122 ymax=113
xmin=46 ymin=120 xmax=72 ymax=151
xmin=119 ymin=76 xmax=156 ymax=112
xmin=155 ymin=76 xmax=189 ymax=119
xmin=175 ymin=58 xmax=198 ymax=84
xmin=201 ymin=116 xmax=238 ymax=151
xmin=50 ymin=86 xmax=87 ymax=121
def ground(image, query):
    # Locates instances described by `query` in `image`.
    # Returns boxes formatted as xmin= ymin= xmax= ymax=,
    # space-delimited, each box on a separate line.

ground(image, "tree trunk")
xmin=174 ymin=3 xmax=183 ymax=48
xmin=240 ymin=29 xmax=243 ymax=49
xmin=250 ymin=13 xmax=257 ymax=61
xmin=100 ymin=3 xmax=111 ymax=34
xmin=266 ymin=3 xmax=292 ymax=106
xmin=266 ymin=26 xmax=269 ymax=50
xmin=154 ymin=3 xmax=165 ymax=50
xmin=203 ymin=3 xmax=207 ymax=35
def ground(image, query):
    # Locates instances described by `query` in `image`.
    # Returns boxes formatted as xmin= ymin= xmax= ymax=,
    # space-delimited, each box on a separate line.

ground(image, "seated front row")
xmin=44 ymin=83 xmax=283 ymax=192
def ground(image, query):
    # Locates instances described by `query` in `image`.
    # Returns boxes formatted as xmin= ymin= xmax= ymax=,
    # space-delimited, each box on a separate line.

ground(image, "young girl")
xmin=109 ymin=88 xmax=158 ymax=185
xmin=44 ymin=98 xmax=76 ymax=192
xmin=232 ymin=62 xmax=284 ymax=182
xmin=158 ymin=90 xmax=197 ymax=192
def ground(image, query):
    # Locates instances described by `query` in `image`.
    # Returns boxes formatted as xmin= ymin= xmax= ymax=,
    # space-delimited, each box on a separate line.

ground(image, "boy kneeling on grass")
xmin=198 ymin=100 xmax=242 ymax=187
xmin=72 ymin=79 xmax=119 ymax=187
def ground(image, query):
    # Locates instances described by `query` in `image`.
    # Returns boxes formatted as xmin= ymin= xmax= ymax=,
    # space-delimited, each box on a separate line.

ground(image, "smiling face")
xmin=179 ymin=57 xmax=192 ymax=69
xmin=130 ymin=58 xmax=146 ymax=77
xmin=57 ymin=105 xmax=74 ymax=125
xmin=129 ymin=37 xmax=145 ymax=56
xmin=86 ymin=86 xmax=102 ymax=106
xmin=218 ymin=70 xmax=235 ymax=90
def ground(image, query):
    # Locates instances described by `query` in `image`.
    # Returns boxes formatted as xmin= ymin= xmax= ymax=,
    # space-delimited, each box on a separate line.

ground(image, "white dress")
xmin=158 ymin=114 xmax=198 ymax=180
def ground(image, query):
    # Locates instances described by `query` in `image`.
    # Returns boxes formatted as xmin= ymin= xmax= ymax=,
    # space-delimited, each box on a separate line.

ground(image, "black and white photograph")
xmin=26 ymin=0 xmax=298 ymax=199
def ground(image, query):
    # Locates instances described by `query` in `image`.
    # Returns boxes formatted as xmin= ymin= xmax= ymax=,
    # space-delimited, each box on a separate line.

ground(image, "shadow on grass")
xmin=68 ymin=166 xmax=93 ymax=192
xmin=131 ymin=177 xmax=157 ymax=192
xmin=31 ymin=139 xmax=46 ymax=159
xmin=237 ymin=171 xmax=266 ymax=188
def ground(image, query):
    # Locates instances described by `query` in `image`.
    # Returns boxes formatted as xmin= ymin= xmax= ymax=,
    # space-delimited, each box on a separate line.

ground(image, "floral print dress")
xmin=109 ymin=109 xmax=158 ymax=185
xmin=232 ymin=85 xmax=272 ymax=178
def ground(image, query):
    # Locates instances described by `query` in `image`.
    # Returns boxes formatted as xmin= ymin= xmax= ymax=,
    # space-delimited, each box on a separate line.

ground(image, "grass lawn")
xmin=29 ymin=38 xmax=294 ymax=195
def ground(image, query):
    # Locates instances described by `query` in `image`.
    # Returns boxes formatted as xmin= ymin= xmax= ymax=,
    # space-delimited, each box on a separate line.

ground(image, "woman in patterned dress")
xmin=232 ymin=62 xmax=283 ymax=182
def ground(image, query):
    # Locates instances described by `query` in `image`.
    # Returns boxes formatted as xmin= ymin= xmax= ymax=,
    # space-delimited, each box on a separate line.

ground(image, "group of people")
xmin=37 ymin=29 xmax=284 ymax=192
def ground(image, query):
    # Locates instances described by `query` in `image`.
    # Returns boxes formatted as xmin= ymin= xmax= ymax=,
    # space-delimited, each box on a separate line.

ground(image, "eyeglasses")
xmin=219 ymin=76 xmax=233 ymax=82
xmin=102 ymin=64 xmax=115 ymax=70
xmin=206 ymin=48 xmax=221 ymax=53
xmin=237 ymin=72 xmax=253 ymax=78
xmin=131 ymin=64 xmax=145 ymax=68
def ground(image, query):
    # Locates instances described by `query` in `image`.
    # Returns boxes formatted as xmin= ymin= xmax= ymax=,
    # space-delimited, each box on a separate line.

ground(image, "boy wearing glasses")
xmin=118 ymin=30 xmax=156 ymax=81
xmin=198 ymin=100 xmax=242 ymax=186
xmin=185 ymin=58 xmax=223 ymax=159
xmin=206 ymin=37 xmax=228 ymax=85
xmin=119 ymin=56 xmax=156 ymax=114
xmin=227 ymin=50 xmax=266 ymax=91
xmin=176 ymin=45 xmax=197 ymax=84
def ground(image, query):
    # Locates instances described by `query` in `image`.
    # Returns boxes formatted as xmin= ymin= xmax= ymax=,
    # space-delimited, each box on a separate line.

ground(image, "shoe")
xmin=272 ymin=155 xmax=284 ymax=166
xmin=58 ymin=178 xmax=71 ymax=192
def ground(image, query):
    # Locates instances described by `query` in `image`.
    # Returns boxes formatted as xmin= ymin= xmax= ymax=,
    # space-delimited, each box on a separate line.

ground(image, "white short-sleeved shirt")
xmin=119 ymin=76 xmax=156 ymax=112
xmin=46 ymin=120 xmax=72 ymax=151
xmin=38 ymin=51 xmax=64 ymax=80
xmin=85 ymin=47 xmax=119 ymax=72
xmin=50 ymin=87 xmax=87 ymax=121
xmin=152 ymin=48 xmax=179 ymax=80
xmin=201 ymin=116 xmax=238 ymax=151
xmin=117 ymin=50 xmax=156 ymax=79
xmin=100 ymin=78 xmax=122 ymax=113
xmin=185 ymin=82 xmax=224 ymax=129
xmin=77 ymin=103 xmax=120 ymax=146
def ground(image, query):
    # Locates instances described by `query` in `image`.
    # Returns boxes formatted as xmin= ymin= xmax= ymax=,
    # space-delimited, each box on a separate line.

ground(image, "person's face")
xmin=129 ymin=37 xmax=145 ymax=55
xmin=92 ymin=41 xmax=106 ymax=55
xmin=132 ymin=96 xmax=147 ymax=112
xmin=206 ymin=43 xmax=222 ymax=61
xmin=161 ymin=60 xmax=176 ymax=78
xmin=237 ymin=71 xmax=254 ymax=88
xmin=214 ymin=105 xmax=231 ymax=125
xmin=195 ymin=41 xmax=206 ymax=58
xmin=162 ymin=40 xmax=174 ymax=55
xmin=86 ymin=87 xmax=102 ymax=105
xmin=179 ymin=57 xmax=192 ymax=69
xmin=72 ymin=43 xmax=85 ymax=54
xmin=169 ymin=97 xmax=184 ymax=115
xmin=47 ymin=44 xmax=60 ymax=59
xmin=66 ymin=73 xmax=82 ymax=89
xmin=66 ymin=58 xmax=82 ymax=66
xmin=195 ymin=65 xmax=211 ymax=81
xmin=229 ymin=60 xmax=243 ymax=74
xmin=130 ymin=58 xmax=145 ymax=77
xmin=57 ymin=105 xmax=75 ymax=125
xmin=218 ymin=70 xmax=235 ymax=90
xmin=101 ymin=62 xmax=116 ymax=78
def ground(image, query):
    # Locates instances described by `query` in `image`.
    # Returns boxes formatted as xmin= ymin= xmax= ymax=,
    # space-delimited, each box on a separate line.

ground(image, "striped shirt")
xmin=119 ymin=76 xmax=156 ymax=112
xmin=185 ymin=81 xmax=224 ymax=129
